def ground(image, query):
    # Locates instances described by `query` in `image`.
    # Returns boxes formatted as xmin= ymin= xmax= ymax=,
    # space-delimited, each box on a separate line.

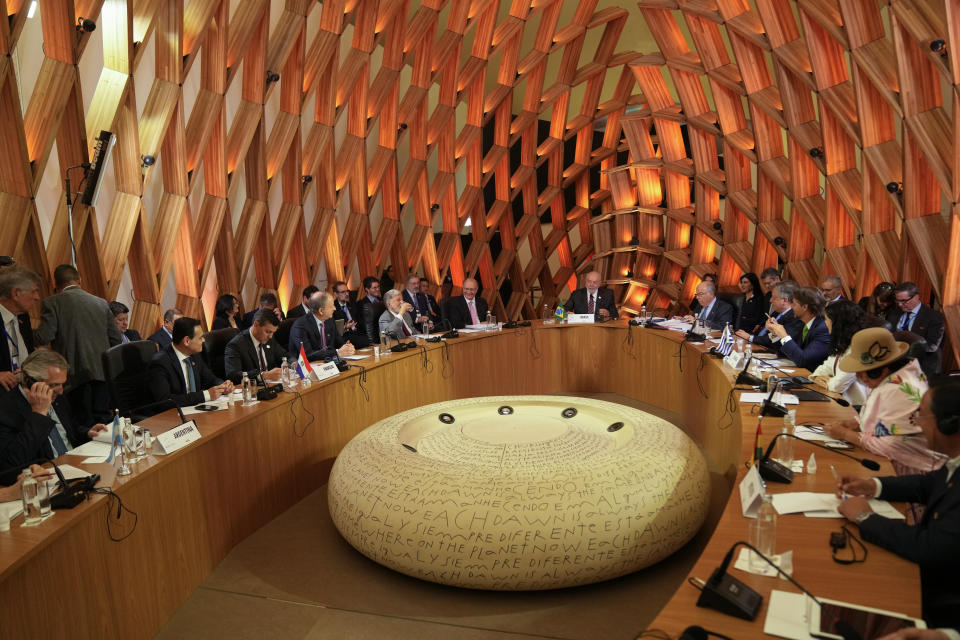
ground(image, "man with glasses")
xmin=820 ymin=274 xmax=845 ymax=306
xmin=444 ymin=278 xmax=489 ymax=329
xmin=680 ymin=280 xmax=733 ymax=330
xmin=0 ymin=350 xmax=107 ymax=485
xmin=892 ymin=282 xmax=945 ymax=376
xmin=736 ymin=280 xmax=803 ymax=348
xmin=331 ymin=281 xmax=370 ymax=347
xmin=760 ymin=267 xmax=781 ymax=314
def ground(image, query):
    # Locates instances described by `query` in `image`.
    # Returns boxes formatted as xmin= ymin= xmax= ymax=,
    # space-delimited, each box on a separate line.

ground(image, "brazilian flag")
xmin=554 ymin=304 xmax=567 ymax=322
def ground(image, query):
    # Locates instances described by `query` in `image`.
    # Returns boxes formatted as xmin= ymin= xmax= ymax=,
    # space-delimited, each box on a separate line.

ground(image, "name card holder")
xmin=567 ymin=314 xmax=595 ymax=324
xmin=724 ymin=351 xmax=744 ymax=370
xmin=153 ymin=420 xmax=201 ymax=455
xmin=739 ymin=464 xmax=765 ymax=518
xmin=311 ymin=361 xmax=341 ymax=383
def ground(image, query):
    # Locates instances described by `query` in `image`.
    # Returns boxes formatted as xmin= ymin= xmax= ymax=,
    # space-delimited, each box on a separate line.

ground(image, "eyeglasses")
xmin=895 ymin=294 xmax=917 ymax=305
xmin=694 ymin=291 xmax=710 ymax=297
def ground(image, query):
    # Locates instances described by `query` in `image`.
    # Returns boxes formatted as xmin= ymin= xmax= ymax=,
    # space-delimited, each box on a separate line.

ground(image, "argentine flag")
xmin=105 ymin=412 xmax=123 ymax=465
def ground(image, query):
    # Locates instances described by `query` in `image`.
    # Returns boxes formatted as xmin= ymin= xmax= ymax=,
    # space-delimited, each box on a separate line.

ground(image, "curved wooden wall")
xmin=0 ymin=0 xmax=957 ymax=363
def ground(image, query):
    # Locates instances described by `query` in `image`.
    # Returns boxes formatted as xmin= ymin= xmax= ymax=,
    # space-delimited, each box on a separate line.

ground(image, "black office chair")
xmin=274 ymin=318 xmax=297 ymax=354
xmin=203 ymin=327 xmax=239 ymax=380
xmin=716 ymin=291 xmax=745 ymax=331
xmin=102 ymin=340 xmax=158 ymax=417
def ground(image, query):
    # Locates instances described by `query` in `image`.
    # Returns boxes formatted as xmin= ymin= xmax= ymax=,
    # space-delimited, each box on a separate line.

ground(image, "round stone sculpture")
xmin=328 ymin=396 xmax=710 ymax=590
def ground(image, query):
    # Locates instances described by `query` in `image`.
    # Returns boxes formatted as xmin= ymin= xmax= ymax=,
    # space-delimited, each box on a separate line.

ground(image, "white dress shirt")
xmin=0 ymin=303 xmax=28 ymax=370
xmin=174 ymin=347 xmax=210 ymax=401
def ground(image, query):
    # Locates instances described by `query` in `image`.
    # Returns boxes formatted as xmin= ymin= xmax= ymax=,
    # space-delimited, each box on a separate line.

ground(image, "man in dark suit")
xmin=35 ymin=265 xmax=122 ymax=426
xmin=736 ymin=280 xmax=803 ymax=349
xmin=0 ymin=350 xmax=106 ymax=485
xmin=378 ymin=289 xmax=419 ymax=340
xmin=0 ymin=265 xmax=41 ymax=392
xmin=356 ymin=276 xmax=386 ymax=343
xmin=331 ymin=281 xmax=370 ymax=348
xmin=565 ymin=271 xmax=619 ymax=319
xmin=680 ymin=280 xmax=733 ymax=330
xmin=288 ymin=292 xmax=355 ymax=361
xmin=419 ymin=278 xmax=440 ymax=323
xmin=224 ymin=309 xmax=289 ymax=384
xmin=759 ymin=267 xmax=780 ymax=314
xmin=688 ymin=273 xmax=718 ymax=315
xmin=766 ymin=285 xmax=830 ymax=370
xmin=820 ymin=274 xmax=845 ymax=306
xmin=401 ymin=274 xmax=435 ymax=331
xmin=444 ymin=277 xmax=489 ymax=329
xmin=286 ymin=286 xmax=319 ymax=320
xmin=892 ymin=282 xmax=945 ymax=377
xmin=148 ymin=317 xmax=233 ymax=408
xmin=240 ymin=292 xmax=284 ymax=329
xmin=148 ymin=308 xmax=182 ymax=351
xmin=837 ymin=378 xmax=960 ymax=628
xmin=109 ymin=301 xmax=143 ymax=343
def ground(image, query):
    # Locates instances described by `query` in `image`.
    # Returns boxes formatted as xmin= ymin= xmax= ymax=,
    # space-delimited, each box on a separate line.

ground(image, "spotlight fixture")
xmin=398 ymin=122 xmax=408 ymax=131
xmin=625 ymin=269 xmax=634 ymax=278
xmin=76 ymin=17 xmax=96 ymax=32
xmin=809 ymin=147 xmax=823 ymax=158
xmin=930 ymin=39 xmax=947 ymax=56
xmin=431 ymin=203 xmax=439 ymax=211
xmin=265 ymin=70 xmax=280 ymax=84
xmin=628 ymin=236 xmax=640 ymax=246
xmin=773 ymin=236 xmax=787 ymax=249
xmin=886 ymin=181 xmax=902 ymax=194
xmin=301 ymin=175 xmax=313 ymax=184
xmin=140 ymin=155 xmax=155 ymax=168
xmin=712 ymin=221 xmax=723 ymax=231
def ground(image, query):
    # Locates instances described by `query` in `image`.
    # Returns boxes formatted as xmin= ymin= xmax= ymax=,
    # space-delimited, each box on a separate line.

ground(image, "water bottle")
xmin=21 ymin=468 xmax=42 ymax=526
xmin=749 ymin=495 xmax=777 ymax=572
xmin=777 ymin=415 xmax=795 ymax=467
xmin=241 ymin=372 xmax=251 ymax=404
xmin=640 ymin=305 xmax=647 ymax=325
xmin=541 ymin=304 xmax=552 ymax=323
xmin=745 ymin=341 xmax=753 ymax=361
xmin=485 ymin=310 xmax=492 ymax=326
xmin=281 ymin=358 xmax=290 ymax=387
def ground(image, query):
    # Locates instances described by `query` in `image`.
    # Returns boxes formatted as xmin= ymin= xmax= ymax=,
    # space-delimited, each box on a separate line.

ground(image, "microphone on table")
xmin=735 ymin=356 xmax=763 ymax=386
xmin=387 ymin=330 xmax=415 ymax=352
xmin=758 ymin=432 xmax=881 ymax=483
xmin=250 ymin=369 xmax=280 ymax=400
xmin=678 ymin=626 xmax=734 ymax=640
xmin=760 ymin=375 xmax=788 ymax=418
xmin=0 ymin=458 xmax=100 ymax=510
xmin=796 ymin=385 xmax=850 ymax=407
xmin=697 ymin=540 xmax=821 ymax=621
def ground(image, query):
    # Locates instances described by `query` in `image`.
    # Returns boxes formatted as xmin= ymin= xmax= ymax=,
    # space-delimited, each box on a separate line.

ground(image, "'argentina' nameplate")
xmin=153 ymin=420 xmax=201 ymax=455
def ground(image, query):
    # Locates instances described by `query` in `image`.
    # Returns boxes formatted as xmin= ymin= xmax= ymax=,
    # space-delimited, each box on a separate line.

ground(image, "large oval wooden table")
xmin=0 ymin=321 xmax=920 ymax=639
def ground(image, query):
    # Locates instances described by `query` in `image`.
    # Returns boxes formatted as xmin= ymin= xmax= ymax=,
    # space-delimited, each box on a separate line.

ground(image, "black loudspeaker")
xmin=696 ymin=569 xmax=763 ymax=620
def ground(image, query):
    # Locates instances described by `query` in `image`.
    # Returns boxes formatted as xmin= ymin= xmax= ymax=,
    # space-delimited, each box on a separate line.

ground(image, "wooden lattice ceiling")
xmin=0 ymin=0 xmax=957 ymax=365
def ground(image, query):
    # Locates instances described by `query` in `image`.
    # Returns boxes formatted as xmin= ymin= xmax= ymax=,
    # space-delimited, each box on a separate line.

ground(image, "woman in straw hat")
xmin=824 ymin=327 xmax=945 ymax=477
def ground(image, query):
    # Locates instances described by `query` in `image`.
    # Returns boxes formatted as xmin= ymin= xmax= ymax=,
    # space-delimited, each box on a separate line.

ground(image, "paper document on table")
xmin=182 ymin=398 xmax=233 ymax=416
xmin=659 ymin=319 xmax=692 ymax=332
xmin=739 ymin=392 xmax=800 ymax=405
xmin=0 ymin=499 xmax=22 ymax=523
xmin=733 ymin=548 xmax=793 ymax=578
xmin=339 ymin=354 xmax=370 ymax=360
xmin=56 ymin=464 xmax=96 ymax=480
xmin=771 ymin=493 xmax=906 ymax=519
xmin=764 ymin=590 xmax=818 ymax=640
xmin=457 ymin=328 xmax=485 ymax=333
xmin=464 ymin=324 xmax=496 ymax=331
xmin=793 ymin=426 xmax=854 ymax=449
xmin=67 ymin=439 xmax=116 ymax=463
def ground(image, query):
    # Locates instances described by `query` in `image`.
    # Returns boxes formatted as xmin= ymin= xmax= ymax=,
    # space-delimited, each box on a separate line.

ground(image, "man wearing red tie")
xmin=444 ymin=278 xmax=489 ymax=329
xmin=378 ymin=289 xmax=418 ymax=340
xmin=566 ymin=271 xmax=619 ymax=319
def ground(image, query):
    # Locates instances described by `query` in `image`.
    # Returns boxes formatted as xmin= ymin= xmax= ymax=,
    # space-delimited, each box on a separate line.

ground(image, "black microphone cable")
xmin=348 ymin=364 xmax=370 ymax=402
xmin=440 ymin=339 xmax=453 ymax=379
xmin=91 ymin=487 xmax=138 ymax=542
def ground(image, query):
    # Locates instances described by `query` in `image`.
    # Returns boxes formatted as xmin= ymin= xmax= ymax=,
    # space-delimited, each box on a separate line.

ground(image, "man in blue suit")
xmin=765 ymin=285 xmax=830 ymax=370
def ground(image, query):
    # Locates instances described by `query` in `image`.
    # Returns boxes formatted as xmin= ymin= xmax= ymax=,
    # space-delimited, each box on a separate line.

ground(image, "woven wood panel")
xmin=0 ymin=0 xmax=957 ymax=364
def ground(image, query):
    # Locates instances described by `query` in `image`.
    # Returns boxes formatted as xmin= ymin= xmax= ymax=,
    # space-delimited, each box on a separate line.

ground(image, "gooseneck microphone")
xmin=759 ymin=432 xmax=881 ymax=483
xmin=697 ymin=540 xmax=820 ymax=621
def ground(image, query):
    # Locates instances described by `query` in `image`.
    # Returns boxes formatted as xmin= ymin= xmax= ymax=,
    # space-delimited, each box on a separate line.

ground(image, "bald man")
xmin=566 ymin=271 xmax=618 ymax=319
xmin=443 ymin=278 xmax=489 ymax=329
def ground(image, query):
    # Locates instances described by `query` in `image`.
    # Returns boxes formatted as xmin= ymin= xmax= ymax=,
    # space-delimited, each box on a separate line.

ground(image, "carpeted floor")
xmin=157 ymin=394 xmax=727 ymax=639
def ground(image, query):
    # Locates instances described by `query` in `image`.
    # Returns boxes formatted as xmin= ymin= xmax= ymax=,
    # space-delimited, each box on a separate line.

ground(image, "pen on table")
xmin=831 ymin=465 xmax=847 ymax=499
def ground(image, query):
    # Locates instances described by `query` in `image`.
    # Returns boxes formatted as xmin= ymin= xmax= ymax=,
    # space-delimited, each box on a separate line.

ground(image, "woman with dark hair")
xmin=737 ymin=272 xmax=764 ymax=333
xmin=810 ymin=300 xmax=869 ymax=406
xmin=858 ymin=281 xmax=897 ymax=326
xmin=825 ymin=327 xmax=942 ymax=476
xmin=211 ymin=294 xmax=240 ymax=330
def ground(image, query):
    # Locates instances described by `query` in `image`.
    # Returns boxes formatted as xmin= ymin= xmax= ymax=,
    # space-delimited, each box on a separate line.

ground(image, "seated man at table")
xmin=148 ymin=308 xmax=182 ymax=351
xmin=148 ymin=317 xmax=233 ymax=408
xmin=0 ymin=350 xmax=106 ymax=486
xmin=565 ymin=271 xmax=619 ymax=320
xmin=288 ymin=292 xmax=355 ymax=361
xmin=837 ymin=377 xmax=960 ymax=628
xmin=736 ymin=280 xmax=803 ymax=349
xmin=679 ymin=280 xmax=733 ymax=330
xmin=224 ymin=309 xmax=289 ymax=384
xmin=356 ymin=276 xmax=385 ymax=343
xmin=240 ymin=292 xmax=284 ymax=329
xmin=444 ymin=278 xmax=488 ymax=329
xmin=331 ymin=281 xmax=370 ymax=348
xmin=379 ymin=289 xmax=418 ymax=341
xmin=764 ymin=285 xmax=830 ymax=370
xmin=286 ymin=285 xmax=319 ymax=320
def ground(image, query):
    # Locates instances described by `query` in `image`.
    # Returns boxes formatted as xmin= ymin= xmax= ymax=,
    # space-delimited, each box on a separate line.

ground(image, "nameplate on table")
xmin=723 ymin=351 xmax=744 ymax=370
xmin=312 ymin=361 xmax=340 ymax=382
xmin=567 ymin=314 xmax=595 ymax=324
xmin=739 ymin=464 xmax=765 ymax=518
xmin=154 ymin=420 xmax=201 ymax=455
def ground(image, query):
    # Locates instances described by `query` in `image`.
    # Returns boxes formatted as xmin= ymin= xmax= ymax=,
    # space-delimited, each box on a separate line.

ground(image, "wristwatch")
xmin=855 ymin=510 xmax=873 ymax=524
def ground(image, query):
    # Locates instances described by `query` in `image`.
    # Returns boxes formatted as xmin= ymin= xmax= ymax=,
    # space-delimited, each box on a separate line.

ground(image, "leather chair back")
xmin=102 ymin=340 xmax=158 ymax=416
xmin=274 ymin=318 xmax=297 ymax=354
xmin=716 ymin=291 xmax=745 ymax=331
xmin=203 ymin=327 xmax=239 ymax=380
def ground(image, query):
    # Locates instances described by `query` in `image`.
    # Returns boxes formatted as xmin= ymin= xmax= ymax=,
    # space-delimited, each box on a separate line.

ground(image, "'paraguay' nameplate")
xmin=312 ymin=361 xmax=340 ymax=382
xmin=567 ymin=313 xmax=595 ymax=324
xmin=154 ymin=420 xmax=201 ymax=455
